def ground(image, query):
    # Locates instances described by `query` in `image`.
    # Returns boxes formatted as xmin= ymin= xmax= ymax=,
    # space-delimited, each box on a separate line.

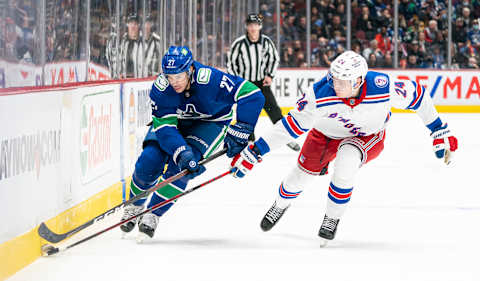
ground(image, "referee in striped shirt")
xmin=227 ymin=13 xmax=300 ymax=151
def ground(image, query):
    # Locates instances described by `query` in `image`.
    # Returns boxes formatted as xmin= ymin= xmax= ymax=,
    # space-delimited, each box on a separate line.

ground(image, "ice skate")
xmin=260 ymin=202 xmax=290 ymax=231
xmin=120 ymin=205 xmax=144 ymax=236
xmin=137 ymin=212 xmax=159 ymax=243
xmin=318 ymin=214 xmax=339 ymax=247
xmin=286 ymin=141 xmax=301 ymax=151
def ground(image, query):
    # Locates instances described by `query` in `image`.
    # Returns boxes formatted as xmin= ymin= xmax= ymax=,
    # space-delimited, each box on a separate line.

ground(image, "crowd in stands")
xmin=2 ymin=0 xmax=479 ymax=70
xmin=0 ymin=0 xmax=38 ymax=63
xmin=261 ymin=0 xmax=480 ymax=69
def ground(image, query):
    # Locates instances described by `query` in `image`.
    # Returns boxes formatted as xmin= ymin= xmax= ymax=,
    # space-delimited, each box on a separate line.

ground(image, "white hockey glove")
xmin=230 ymin=144 xmax=262 ymax=178
xmin=430 ymin=123 xmax=458 ymax=165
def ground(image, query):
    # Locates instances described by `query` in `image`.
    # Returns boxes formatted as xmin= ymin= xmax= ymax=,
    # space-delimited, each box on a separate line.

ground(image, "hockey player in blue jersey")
xmin=120 ymin=46 xmax=265 ymax=241
xmin=229 ymin=51 xmax=459 ymax=246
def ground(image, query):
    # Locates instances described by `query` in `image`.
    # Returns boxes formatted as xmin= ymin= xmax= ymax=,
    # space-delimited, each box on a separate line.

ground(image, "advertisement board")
xmin=43 ymin=61 xmax=88 ymax=86
xmin=0 ymin=83 xmax=121 ymax=243
xmin=0 ymin=60 xmax=42 ymax=88
xmin=0 ymin=91 xmax=63 ymax=243
xmin=69 ymin=84 xmax=122 ymax=203
xmin=121 ymin=81 xmax=153 ymax=176
xmin=271 ymin=69 xmax=480 ymax=107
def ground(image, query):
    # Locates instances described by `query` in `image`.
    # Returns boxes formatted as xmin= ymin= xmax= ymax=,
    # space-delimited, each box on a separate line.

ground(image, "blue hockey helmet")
xmin=162 ymin=46 xmax=194 ymax=75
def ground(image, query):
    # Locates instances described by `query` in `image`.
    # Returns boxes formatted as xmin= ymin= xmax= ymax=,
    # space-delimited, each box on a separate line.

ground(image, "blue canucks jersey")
xmin=149 ymin=61 xmax=265 ymax=156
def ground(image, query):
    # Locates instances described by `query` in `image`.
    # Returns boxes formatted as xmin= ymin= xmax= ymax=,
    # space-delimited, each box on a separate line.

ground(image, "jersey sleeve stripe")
xmin=286 ymin=116 xmax=304 ymax=136
xmin=281 ymin=117 xmax=300 ymax=138
xmin=364 ymin=94 xmax=390 ymax=100
xmin=407 ymin=82 xmax=425 ymax=110
xmin=362 ymin=94 xmax=390 ymax=104
xmin=286 ymin=113 xmax=308 ymax=134
xmin=316 ymin=96 xmax=342 ymax=103
xmin=152 ymin=114 xmax=178 ymax=131
xmin=234 ymin=80 xmax=260 ymax=101
xmin=362 ymin=99 xmax=389 ymax=104
xmin=316 ymin=101 xmax=344 ymax=108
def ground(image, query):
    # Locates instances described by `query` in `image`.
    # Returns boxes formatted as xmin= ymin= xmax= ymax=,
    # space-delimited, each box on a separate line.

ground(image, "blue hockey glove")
xmin=224 ymin=122 xmax=254 ymax=158
xmin=175 ymin=146 xmax=206 ymax=180
xmin=230 ymin=144 xmax=262 ymax=178
xmin=430 ymin=123 xmax=458 ymax=165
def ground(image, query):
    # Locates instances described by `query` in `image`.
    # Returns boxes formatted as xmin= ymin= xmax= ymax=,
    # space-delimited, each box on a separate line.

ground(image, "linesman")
xmin=227 ymin=13 xmax=300 ymax=151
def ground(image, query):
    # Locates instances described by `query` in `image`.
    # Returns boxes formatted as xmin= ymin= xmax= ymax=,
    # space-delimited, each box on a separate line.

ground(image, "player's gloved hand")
xmin=224 ymin=122 xmax=254 ymax=158
xmin=230 ymin=144 xmax=262 ymax=178
xmin=430 ymin=123 xmax=458 ymax=165
xmin=176 ymin=146 xmax=206 ymax=179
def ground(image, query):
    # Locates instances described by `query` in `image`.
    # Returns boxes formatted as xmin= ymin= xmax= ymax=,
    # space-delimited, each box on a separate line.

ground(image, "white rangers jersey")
xmin=258 ymin=71 xmax=443 ymax=153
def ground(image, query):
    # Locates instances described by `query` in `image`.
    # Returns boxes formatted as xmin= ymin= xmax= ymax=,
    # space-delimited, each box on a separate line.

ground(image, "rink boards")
xmin=0 ymin=69 xmax=479 ymax=280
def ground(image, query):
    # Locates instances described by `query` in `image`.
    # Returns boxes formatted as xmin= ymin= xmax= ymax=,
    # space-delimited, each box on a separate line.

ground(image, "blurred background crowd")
xmin=260 ymin=0 xmax=480 ymax=69
xmin=0 ymin=0 xmax=479 ymax=87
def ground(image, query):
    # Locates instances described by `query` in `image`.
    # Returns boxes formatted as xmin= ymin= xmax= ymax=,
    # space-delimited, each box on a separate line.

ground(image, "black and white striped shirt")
xmin=227 ymin=34 xmax=279 ymax=82
xmin=144 ymin=32 xmax=162 ymax=77
xmin=119 ymin=34 xmax=144 ymax=78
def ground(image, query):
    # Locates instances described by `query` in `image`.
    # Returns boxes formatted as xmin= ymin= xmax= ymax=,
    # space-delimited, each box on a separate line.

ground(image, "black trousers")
xmin=250 ymin=80 xmax=284 ymax=141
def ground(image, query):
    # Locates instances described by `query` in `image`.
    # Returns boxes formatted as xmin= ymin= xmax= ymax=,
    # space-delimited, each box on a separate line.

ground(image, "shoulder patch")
xmin=374 ymin=75 xmax=389 ymax=88
xmin=154 ymin=75 xmax=169 ymax=91
xmin=197 ymin=68 xmax=212 ymax=84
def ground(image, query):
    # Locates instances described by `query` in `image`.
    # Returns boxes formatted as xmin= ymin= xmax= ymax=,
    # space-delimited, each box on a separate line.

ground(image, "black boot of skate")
xmin=318 ymin=214 xmax=340 ymax=247
xmin=260 ymin=202 xmax=290 ymax=231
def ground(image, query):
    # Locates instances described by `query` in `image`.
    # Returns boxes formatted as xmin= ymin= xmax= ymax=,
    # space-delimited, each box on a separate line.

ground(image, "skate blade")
xmin=136 ymin=232 xmax=150 ymax=244
xmin=121 ymin=231 xmax=127 ymax=239
xmin=319 ymin=238 xmax=329 ymax=248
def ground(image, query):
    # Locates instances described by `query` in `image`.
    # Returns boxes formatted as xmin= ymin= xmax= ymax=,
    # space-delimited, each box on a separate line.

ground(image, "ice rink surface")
xmin=9 ymin=114 xmax=480 ymax=281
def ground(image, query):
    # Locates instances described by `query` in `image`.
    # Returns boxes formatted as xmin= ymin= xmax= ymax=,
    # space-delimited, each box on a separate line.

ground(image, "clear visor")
xmin=166 ymin=72 xmax=188 ymax=83
xmin=327 ymin=71 xmax=352 ymax=91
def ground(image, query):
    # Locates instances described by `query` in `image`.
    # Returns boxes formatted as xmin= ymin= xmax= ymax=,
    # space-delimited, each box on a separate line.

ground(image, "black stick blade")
xmin=41 ymin=244 xmax=60 ymax=256
xmin=38 ymin=223 xmax=68 ymax=243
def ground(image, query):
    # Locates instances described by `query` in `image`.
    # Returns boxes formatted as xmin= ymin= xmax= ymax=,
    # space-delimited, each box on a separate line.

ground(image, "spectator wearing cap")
xmin=143 ymin=15 xmax=162 ymax=77
xmin=117 ymin=13 xmax=145 ymax=78
xmin=227 ymin=13 xmax=300 ymax=151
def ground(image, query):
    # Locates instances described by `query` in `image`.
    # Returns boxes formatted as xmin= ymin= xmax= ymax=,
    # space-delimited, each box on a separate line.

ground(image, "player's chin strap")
xmin=41 ymin=168 xmax=233 ymax=257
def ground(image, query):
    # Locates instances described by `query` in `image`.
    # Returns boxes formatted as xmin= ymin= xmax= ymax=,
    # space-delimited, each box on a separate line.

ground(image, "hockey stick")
xmin=41 ymin=169 xmax=233 ymax=256
xmin=38 ymin=148 xmax=227 ymax=243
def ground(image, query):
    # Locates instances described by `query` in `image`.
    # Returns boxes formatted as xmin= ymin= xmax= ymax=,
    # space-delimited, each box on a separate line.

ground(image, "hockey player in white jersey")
xmin=229 ymin=51 xmax=459 ymax=246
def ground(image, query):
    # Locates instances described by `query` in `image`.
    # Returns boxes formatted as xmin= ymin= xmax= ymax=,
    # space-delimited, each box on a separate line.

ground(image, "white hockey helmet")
xmin=327 ymin=50 xmax=368 ymax=92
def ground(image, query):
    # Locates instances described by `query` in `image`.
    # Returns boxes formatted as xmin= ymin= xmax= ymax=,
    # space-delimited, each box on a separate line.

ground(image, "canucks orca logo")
xmin=177 ymin=104 xmax=211 ymax=119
